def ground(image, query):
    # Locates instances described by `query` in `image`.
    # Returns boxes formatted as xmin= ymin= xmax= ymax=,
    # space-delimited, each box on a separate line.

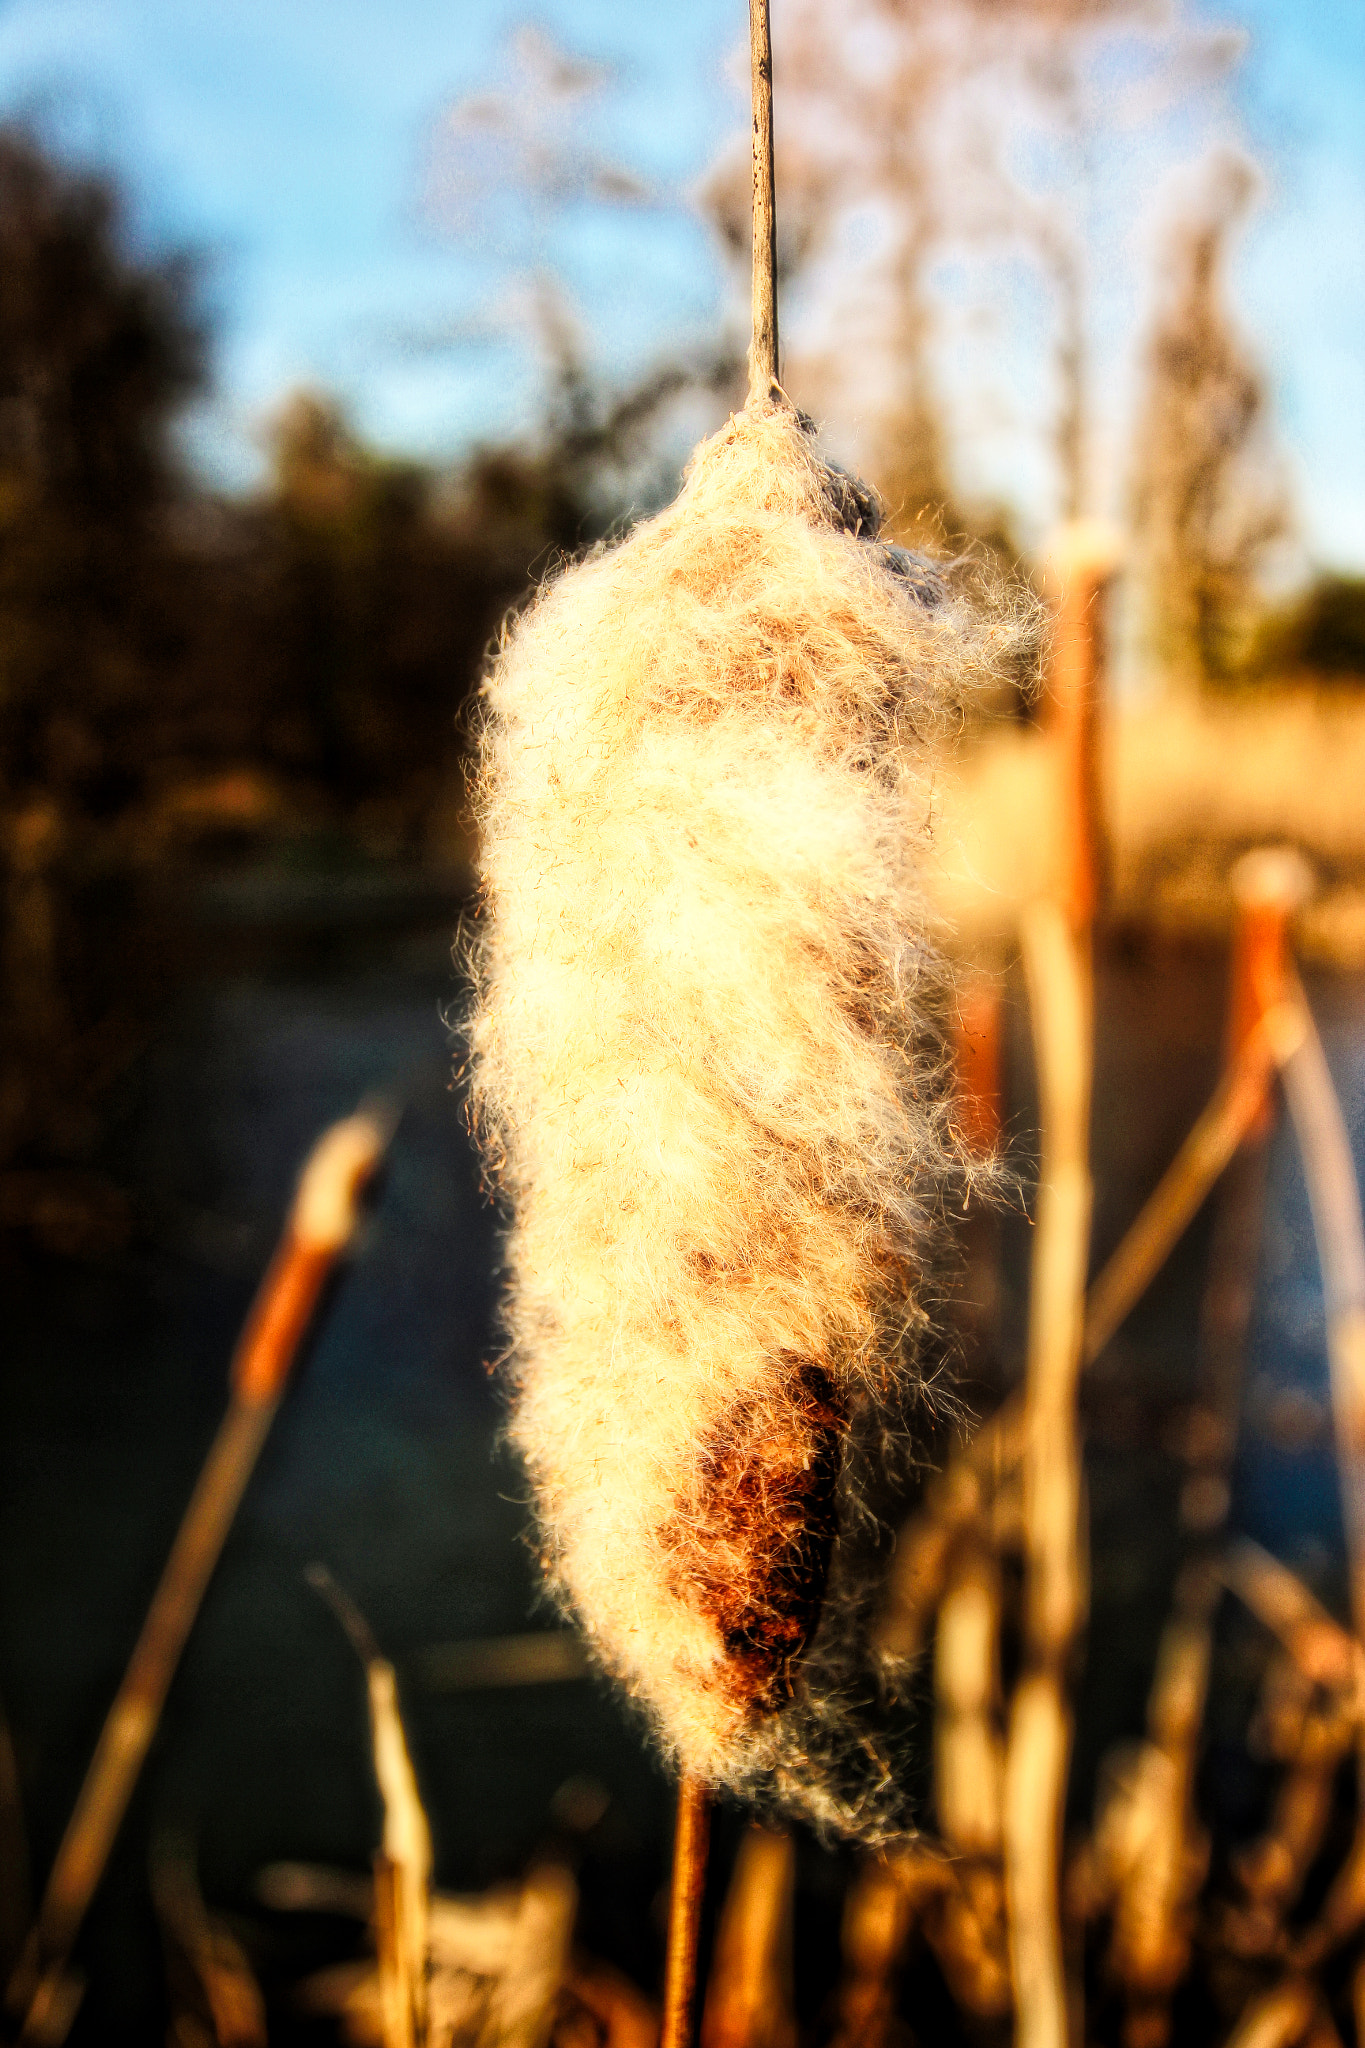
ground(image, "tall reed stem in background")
xmin=5 ymin=1108 xmax=390 ymax=2048
xmin=1004 ymin=902 xmax=1093 ymax=2048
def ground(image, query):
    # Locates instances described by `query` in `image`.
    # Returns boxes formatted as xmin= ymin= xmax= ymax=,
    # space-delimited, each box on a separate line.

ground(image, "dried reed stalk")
xmin=933 ymin=1544 xmax=1004 ymax=1859
xmin=747 ymin=0 xmax=778 ymax=407
xmin=485 ymin=1863 xmax=577 ymax=2048
xmin=699 ymin=1825 xmax=795 ymax=2048
xmin=1043 ymin=523 xmax=1120 ymax=931
xmin=1279 ymin=984 xmax=1365 ymax=1638
xmin=1083 ymin=1002 xmax=1296 ymax=1368
xmin=833 ymin=1846 xmax=1015 ymax=2043
xmin=5 ymin=1107 xmax=390 ymax=2047
xmin=1274 ymin=977 xmax=1365 ymax=1971
xmin=151 ymin=1829 xmax=267 ymax=2048
xmin=829 ymin=1857 xmax=922 ymax=2048
xmin=875 ymin=1424 xmax=1016 ymax=1669
xmin=1104 ymin=1563 xmax=1217 ymax=2042
xmin=369 ymin=1663 xmax=432 ymax=2048
xmin=1222 ymin=1539 xmax=1363 ymax=1702
xmin=1003 ymin=900 xmax=1093 ymax=2048
xmin=1227 ymin=1650 xmax=1355 ymax=1958
xmin=563 ymin=1952 xmax=659 ymax=2048
xmin=1222 ymin=1976 xmax=1335 ymax=2048
xmin=877 ymin=983 xmax=1294 ymax=1684
xmin=306 ymin=1566 xmax=433 ymax=2048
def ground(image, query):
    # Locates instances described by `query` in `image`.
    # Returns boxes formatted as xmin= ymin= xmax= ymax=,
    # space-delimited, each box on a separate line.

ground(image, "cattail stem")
xmin=5 ymin=1106 xmax=390 ymax=2044
xmin=662 ymin=1774 xmax=711 ymax=2048
xmin=747 ymin=0 xmax=779 ymax=407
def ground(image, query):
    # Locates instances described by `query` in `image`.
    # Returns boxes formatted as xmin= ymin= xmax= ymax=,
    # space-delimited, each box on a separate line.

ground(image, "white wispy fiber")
xmin=466 ymin=402 xmax=1018 ymax=1832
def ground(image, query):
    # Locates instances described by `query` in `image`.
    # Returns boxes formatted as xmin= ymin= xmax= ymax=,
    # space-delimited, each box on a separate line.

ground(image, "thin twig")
xmin=746 ymin=0 xmax=779 ymax=407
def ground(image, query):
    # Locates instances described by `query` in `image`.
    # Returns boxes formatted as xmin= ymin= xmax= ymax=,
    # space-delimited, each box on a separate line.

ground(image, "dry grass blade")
xmin=1223 ymin=1652 xmax=1356 ymax=1963
xmin=699 ymin=1825 xmax=795 ymax=2048
xmin=1097 ymin=1562 xmax=1217 ymax=2041
xmin=875 ymin=1417 xmax=1019 ymax=1669
xmin=306 ymin=1567 xmax=432 ymax=2048
xmin=477 ymin=1863 xmax=576 ymax=2048
xmin=1004 ymin=899 xmax=1093 ymax=2048
xmin=1222 ymin=1977 xmax=1335 ymax=2048
xmin=1042 ymin=523 xmax=1120 ymax=932
xmin=1222 ymin=1541 xmax=1363 ymax=1704
xmin=370 ymin=1661 xmax=433 ymax=2040
xmin=151 ymin=1830 xmax=267 ymax=2048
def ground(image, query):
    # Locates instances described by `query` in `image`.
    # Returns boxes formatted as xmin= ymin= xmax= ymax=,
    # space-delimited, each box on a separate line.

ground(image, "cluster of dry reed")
xmin=654 ymin=543 xmax=1365 ymax=2048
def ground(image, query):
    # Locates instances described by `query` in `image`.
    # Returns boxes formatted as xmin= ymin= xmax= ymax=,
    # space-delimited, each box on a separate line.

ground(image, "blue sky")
xmin=0 ymin=0 xmax=1359 ymax=568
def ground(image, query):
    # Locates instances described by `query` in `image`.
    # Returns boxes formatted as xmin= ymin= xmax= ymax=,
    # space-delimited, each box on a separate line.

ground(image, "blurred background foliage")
xmin=0 ymin=5 xmax=1361 ymax=2037
xmin=0 ymin=0 xmax=1358 ymax=1196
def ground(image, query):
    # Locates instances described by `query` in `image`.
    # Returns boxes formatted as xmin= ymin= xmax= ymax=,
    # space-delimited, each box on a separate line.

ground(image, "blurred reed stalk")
xmin=698 ymin=1825 xmax=795 ymax=2048
xmin=1043 ymin=521 xmax=1121 ymax=935
xmin=1000 ymin=534 xmax=1109 ymax=2048
xmin=1003 ymin=897 xmax=1093 ymax=2048
xmin=151 ymin=1830 xmax=267 ymax=2048
xmin=1103 ymin=853 xmax=1307 ymax=2047
xmin=876 ymin=906 xmax=1306 ymax=1680
xmin=1277 ymin=970 xmax=1365 ymax=1972
xmin=4 ymin=1105 xmax=391 ymax=2048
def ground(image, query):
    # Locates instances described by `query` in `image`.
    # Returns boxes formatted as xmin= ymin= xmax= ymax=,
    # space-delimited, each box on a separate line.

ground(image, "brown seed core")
xmin=673 ymin=1354 xmax=847 ymax=1713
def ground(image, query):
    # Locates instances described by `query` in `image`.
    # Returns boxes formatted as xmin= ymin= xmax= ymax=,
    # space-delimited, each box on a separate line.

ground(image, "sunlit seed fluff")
xmin=465 ymin=402 xmax=1012 ymax=1822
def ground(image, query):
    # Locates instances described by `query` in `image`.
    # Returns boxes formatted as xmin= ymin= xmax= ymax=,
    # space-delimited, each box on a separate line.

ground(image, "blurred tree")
xmin=0 ymin=129 xmax=205 ymax=797
xmin=699 ymin=0 xmax=1246 ymax=562
xmin=0 ymin=128 xmax=206 ymax=1174
xmin=1129 ymin=150 xmax=1293 ymax=690
xmin=0 ymin=123 xmax=733 ymax=1210
xmin=1250 ymin=573 xmax=1365 ymax=685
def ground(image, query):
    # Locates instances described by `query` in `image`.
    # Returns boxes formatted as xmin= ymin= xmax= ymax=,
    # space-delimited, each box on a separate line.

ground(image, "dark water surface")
xmin=2 ymin=897 xmax=1363 ymax=2041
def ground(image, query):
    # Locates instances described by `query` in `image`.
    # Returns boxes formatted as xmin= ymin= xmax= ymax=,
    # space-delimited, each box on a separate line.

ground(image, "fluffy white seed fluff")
xmin=466 ymin=404 xmax=1012 ymax=1825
